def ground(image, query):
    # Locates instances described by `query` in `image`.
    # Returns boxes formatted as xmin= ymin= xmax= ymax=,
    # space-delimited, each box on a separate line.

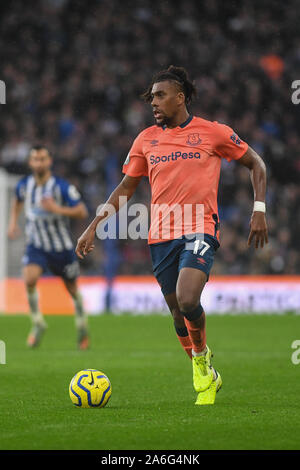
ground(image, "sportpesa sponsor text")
xmin=150 ymin=150 xmax=201 ymax=165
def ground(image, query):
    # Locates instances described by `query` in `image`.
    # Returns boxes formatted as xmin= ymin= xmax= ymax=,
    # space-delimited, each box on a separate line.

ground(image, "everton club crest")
xmin=186 ymin=133 xmax=202 ymax=146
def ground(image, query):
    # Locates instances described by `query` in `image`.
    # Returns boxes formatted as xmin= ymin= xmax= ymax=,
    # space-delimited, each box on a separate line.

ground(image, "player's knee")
xmin=23 ymin=266 xmax=42 ymax=290
xmin=25 ymin=279 xmax=37 ymax=290
xmin=176 ymin=294 xmax=199 ymax=315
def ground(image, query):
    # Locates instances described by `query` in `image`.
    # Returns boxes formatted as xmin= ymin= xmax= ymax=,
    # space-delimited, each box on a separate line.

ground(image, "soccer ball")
xmin=69 ymin=369 xmax=112 ymax=408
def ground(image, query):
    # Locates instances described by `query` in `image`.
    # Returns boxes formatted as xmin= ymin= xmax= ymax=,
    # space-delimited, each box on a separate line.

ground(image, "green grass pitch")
xmin=0 ymin=313 xmax=299 ymax=450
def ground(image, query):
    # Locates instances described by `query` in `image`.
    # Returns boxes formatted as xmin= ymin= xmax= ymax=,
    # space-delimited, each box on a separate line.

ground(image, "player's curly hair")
xmin=142 ymin=65 xmax=197 ymax=104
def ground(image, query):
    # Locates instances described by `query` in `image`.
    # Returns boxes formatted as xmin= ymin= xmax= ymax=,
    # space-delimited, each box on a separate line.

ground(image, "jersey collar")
xmin=179 ymin=114 xmax=193 ymax=128
xmin=162 ymin=114 xmax=193 ymax=130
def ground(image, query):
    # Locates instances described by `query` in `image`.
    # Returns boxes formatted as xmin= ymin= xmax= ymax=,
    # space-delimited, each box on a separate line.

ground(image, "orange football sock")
xmin=174 ymin=325 xmax=192 ymax=359
xmin=184 ymin=311 xmax=206 ymax=354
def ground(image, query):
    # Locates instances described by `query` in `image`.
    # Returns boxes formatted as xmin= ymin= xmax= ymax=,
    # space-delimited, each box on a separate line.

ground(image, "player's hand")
xmin=75 ymin=226 xmax=96 ymax=259
xmin=7 ymin=223 xmax=21 ymax=240
xmin=41 ymin=196 xmax=60 ymax=213
xmin=247 ymin=211 xmax=268 ymax=249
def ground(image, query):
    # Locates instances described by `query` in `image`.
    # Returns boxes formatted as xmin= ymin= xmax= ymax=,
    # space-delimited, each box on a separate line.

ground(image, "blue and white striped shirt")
xmin=15 ymin=175 xmax=81 ymax=252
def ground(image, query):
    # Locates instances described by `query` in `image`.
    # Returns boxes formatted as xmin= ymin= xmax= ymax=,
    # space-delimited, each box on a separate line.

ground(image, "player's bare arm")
xmin=75 ymin=174 xmax=142 ymax=259
xmin=7 ymin=198 xmax=24 ymax=239
xmin=238 ymin=146 xmax=268 ymax=249
xmin=41 ymin=198 xmax=88 ymax=219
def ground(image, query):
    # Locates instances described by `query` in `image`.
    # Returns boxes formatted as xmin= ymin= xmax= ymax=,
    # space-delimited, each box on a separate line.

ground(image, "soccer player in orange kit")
xmin=75 ymin=66 xmax=268 ymax=405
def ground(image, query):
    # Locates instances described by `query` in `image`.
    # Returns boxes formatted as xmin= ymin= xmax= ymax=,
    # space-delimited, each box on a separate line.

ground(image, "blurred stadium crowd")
xmin=1 ymin=0 xmax=299 ymax=276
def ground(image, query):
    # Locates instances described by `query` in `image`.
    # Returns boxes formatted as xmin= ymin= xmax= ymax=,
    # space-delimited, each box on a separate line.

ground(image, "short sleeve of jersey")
xmin=59 ymin=179 xmax=82 ymax=207
xmin=15 ymin=177 xmax=27 ymax=202
xmin=122 ymin=132 xmax=148 ymax=177
xmin=212 ymin=122 xmax=248 ymax=162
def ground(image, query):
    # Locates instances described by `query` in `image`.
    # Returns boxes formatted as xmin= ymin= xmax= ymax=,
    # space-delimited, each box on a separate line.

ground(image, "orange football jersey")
xmin=122 ymin=115 xmax=248 ymax=244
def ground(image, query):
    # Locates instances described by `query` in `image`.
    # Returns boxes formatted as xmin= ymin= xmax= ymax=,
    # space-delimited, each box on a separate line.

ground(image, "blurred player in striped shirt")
xmin=8 ymin=145 xmax=89 ymax=349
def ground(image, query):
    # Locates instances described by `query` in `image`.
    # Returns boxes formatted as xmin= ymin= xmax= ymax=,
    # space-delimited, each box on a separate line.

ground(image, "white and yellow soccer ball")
xmin=69 ymin=369 xmax=111 ymax=408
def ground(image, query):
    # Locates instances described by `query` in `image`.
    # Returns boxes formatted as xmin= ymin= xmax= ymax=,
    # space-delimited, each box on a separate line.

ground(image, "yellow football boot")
xmin=192 ymin=345 xmax=214 ymax=392
xmin=195 ymin=370 xmax=222 ymax=405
